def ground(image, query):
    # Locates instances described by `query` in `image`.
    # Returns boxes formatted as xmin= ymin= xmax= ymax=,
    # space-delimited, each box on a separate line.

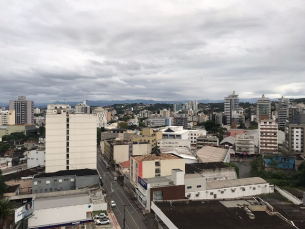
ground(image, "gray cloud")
xmin=1 ymin=0 xmax=305 ymax=103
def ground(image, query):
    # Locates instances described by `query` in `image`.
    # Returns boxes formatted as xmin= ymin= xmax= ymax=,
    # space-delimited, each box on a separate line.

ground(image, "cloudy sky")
xmin=1 ymin=0 xmax=305 ymax=103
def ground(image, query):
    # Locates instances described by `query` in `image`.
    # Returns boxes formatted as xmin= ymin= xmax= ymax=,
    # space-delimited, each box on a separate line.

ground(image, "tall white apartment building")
xmin=9 ymin=96 xmax=34 ymax=124
xmin=224 ymin=91 xmax=239 ymax=126
xmin=0 ymin=110 xmax=15 ymax=125
xmin=93 ymin=107 xmax=108 ymax=128
xmin=259 ymin=119 xmax=278 ymax=154
xmin=278 ymin=96 xmax=290 ymax=128
xmin=160 ymin=109 xmax=170 ymax=118
xmin=186 ymin=101 xmax=198 ymax=112
xmin=45 ymin=104 xmax=97 ymax=172
xmin=75 ymin=100 xmax=90 ymax=114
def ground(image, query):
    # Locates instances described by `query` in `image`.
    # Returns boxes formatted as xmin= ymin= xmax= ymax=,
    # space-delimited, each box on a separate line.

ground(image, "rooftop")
xmin=185 ymin=162 xmax=230 ymax=174
xmin=132 ymin=153 xmax=180 ymax=162
xmin=153 ymin=200 xmax=295 ymax=229
xmin=196 ymin=146 xmax=229 ymax=163
xmin=160 ymin=147 xmax=196 ymax=160
xmin=34 ymin=169 xmax=98 ymax=178
xmin=220 ymin=136 xmax=236 ymax=145
xmin=206 ymin=177 xmax=268 ymax=190
xmin=119 ymin=160 xmax=130 ymax=168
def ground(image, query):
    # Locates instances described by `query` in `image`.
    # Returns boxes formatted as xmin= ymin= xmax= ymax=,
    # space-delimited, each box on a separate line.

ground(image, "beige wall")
xmin=142 ymin=159 xmax=185 ymax=178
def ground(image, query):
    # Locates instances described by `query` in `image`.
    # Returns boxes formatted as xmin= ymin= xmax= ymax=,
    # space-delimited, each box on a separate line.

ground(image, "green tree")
xmin=38 ymin=126 xmax=45 ymax=137
xmin=0 ymin=198 xmax=15 ymax=228
xmin=117 ymin=122 xmax=128 ymax=129
xmin=250 ymin=156 xmax=266 ymax=176
xmin=151 ymin=146 xmax=161 ymax=156
xmin=0 ymin=143 xmax=11 ymax=157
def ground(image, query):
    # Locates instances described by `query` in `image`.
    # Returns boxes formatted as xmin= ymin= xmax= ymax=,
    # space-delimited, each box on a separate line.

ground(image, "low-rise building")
xmin=0 ymin=124 xmax=37 ymax=138
xmin=160 ymin=147 xmax=197 ymax=164
xmin=104 ymin=140 xmax=151 ymax=164
xmin=146 ymin=118 xmax=171 ymax=127
xmin=0 ymin=110 xmax=15 ymax=125
xmin=196 ymin=135 xmax=219 ymax=149
xmin=188 ymin=129 xmax=206 ymax=145
xmin=32 ymin=169 xmax=100 ymax=194
xmin=235 ymin=134 xmax=255 ymax=155
xmin=162 ymin=126 xmax=189 ymax=140
xmin=173 ymin=117 xmax=188 ymax=129
xmin=27 ymin=149 xmax=45 ymax=169
xmin=131 ymin=128 xmax=162 ymax=147
xmin=157 ymin=139 xmax=191 ymax=148
xmin=130 ymin=154 xmax=185 ymax=188
xmin=196 ymin=146 xmax=230 ymax=163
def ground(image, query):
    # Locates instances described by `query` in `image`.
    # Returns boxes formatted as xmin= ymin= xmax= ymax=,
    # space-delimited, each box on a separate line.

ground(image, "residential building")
xmin=160 ymin=109 xmax=170 ymax=118
xmin=130 ymin=154 xmax=185 ymax=187
xmin=278 ymin=96 xmax=290 ymax=128
xmin=173 ymin=117 xmax=188 ymax=129
xmin=9 ymin=96 xmax=34 ymax=124
xmin=186 ymin=100 xmax=198 ymax=112
xmin=146 ymin=118 xmax=171 ymax=127
xmin=257 ymin=94 xmax=271 ymax=123
xmin=196 ymin=146 xmax=230 ymax=163
xmin=285 ymin=114 xmax=305 ymax=154
xmin=32 ymin=169 xmax=99 ymax=193
xmin=259 ymin=119 xmax=278 ymax=154
xmin=185 ymin=162 xmax=237 ymax=182
xmin=235 ymin=134 xmax=255 ymax=155
xmin=75 ymin=100 xmax=90 ymax=114
xmin=157 ymin=139 xmax=191 ymax=148
xmin=131 ymin=128 xmax=163 ymax=147
xmin=34 ymin=116 xmax=45 ymax=126
xmin=119 ymin=161 xmax=130 ymax=174
xmin=104 ymin=140 xmax=151 ymax=164
xmin=196 ymin=135 xmax=219 ymax=149
xmin=188 ymin=129 xmax=206 ymax=145
xmin=27 ymin=149 xmax=45 ymax=169
xmin=162 ymin=126 xmax=189 ymax=140
xmin=173 ymin=103 xmax=182 ymax=112
xmin=220 ymin=136 xmax=236 ymax=147
xmin=93 ymin=107 xmax=108 ymax=128
xmin=227 ymin=129 xmax=246 ymax=137
xmin=0 ymin=110 xmax=15 ymax=125
xmin=34 ymin=108 xmax=41 ymax=114
xmin=45 ymin=104 xmax=97 ymax=172
xmin=0 ymin=124 xmax=36 ymax=138
xmin=224 ymin=91 xmax=239 ymax=126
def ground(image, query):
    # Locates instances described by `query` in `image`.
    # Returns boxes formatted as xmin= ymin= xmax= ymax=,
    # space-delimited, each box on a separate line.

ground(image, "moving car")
xmin=96 ymin=219 xmax=110 ymax=225
xmin=111 ymin=200 xmax=116 ymax=207
xmin=113 ymin=176 xmax=117 ymax=181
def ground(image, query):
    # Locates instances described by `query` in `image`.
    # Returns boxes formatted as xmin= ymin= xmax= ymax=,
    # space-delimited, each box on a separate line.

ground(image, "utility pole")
xmin=123 ymin=204 xmax=130 ymax=229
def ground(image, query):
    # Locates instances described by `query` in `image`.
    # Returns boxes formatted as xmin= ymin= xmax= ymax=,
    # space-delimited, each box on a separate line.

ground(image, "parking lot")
xmin=93 ymin=211 xmax=121 ymax=229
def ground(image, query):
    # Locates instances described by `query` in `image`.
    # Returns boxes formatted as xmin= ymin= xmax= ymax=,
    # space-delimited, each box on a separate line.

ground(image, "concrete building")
xmin=235 ymin=134 xmax=255 ymax=155
xmin=32 ymin=169 xmax=99 ymax=193
xmin=173 ymin=103 xmax=182 ymax=112
xmin=285 ymin=114 xmax=305 ymax=154
xmin=173 ymin=117 xmax=188 ymax=129
xmin=45 ymin=104 xmax=97 ymax=172
xmin=220 ymin=136 xmax=236 ymax=147
xmin=162 ymin=126 xmax=189 ymax=140
xmin=0 ymin=124 xmax=36 ymax=138
xmin=259 ymin=119 xmax=278 ymax=154
xmin=130 ymin=154 xmax=185 ymax=187
xmin=27 ymin=149 xmax=45 ymax=169
xmin=75 ymin=100 xmax=90 ymax=114
xmin=93 ymin=107 xmax=108 ymax=128
xmin=104 ymin=140 xmax=151 ymax=164
xmin=157 ymin=139 xmax=191 ymax=148
xmin=161 ymin=109 xmax=170 ymax=118
xmin=185 ymin=162 xmax=237 ymax=182
xmin=131 ymin=128 xmax=163 ymax=147
xmin=0 ymin=110 xmax=15 ymax=125
xmin=160 ymin=147 xmax=197 ymax=164
xmin=9 ymin=96 xmax=34 ymax=124
xmin=196 ymin=146 xmax=230 ymax=163
xmin=188 ymin=129 xmax=206 ymax=145
xmin=34 ymin=116 xmax=45 ymax=127
xmin=146 ymin=118 xmax=171 ymax=127
xmin=224 ymin=91 xmax=239 ymax=126
xmin=278 ymin=96 xmax=290 ymax=128
xmin=257 ymin=94 xmax=271 ymax=123
xmin=196 ymin=135 xmax=219 ymax=149
xmin=34 ymin=108 xmax=41 ymax=114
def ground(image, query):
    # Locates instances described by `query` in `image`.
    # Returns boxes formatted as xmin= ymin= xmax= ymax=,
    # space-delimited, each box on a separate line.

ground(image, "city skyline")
xmin=1 ymin=1 xmax=305 ymax=103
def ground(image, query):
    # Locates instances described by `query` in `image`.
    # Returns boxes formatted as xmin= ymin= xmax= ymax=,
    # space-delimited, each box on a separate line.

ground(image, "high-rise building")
xmin=174 ymin=117 xmax=188 ymax=129
xmin=256 ymin=94 xmax=271 ymax=123
xmin=277 ymin=96 xmax=289 ymax=128
xmin=75 ymin=100 xmax=90 ymax=114
xmin=259 ymin=119 xmax=278 ymax=154
xmin=45 ymin=104 xmax=97 ymax=172
xmin=224 ymin=91 xmax=239 ymax=126
xmin=187 ymin=101 xmax=198 ymax=112
xmin=160 ymin=109 xmax=170 ymax=118
xmin=0 ymin=110 xmax=15 ymax=125
xmin=173 ymin=103 xmax=182 ymax=112
xmin=9 ymin=96 xmax=34 ymax=124
xmin=93 ymin=107 xmax=108 ymax=128
xmin=285 ymin=114 xmax=305 ymax=155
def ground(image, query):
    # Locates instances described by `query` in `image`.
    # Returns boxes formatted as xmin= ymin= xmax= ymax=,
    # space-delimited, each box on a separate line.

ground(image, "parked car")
xmin=111 ymin=200 xmax=116 ymax=207
xmin=99 ymin=213 xmax=107 ymax=218
xmin=96 ymin=219 xmax=110 ymax=225
xmin=113 ymin=176 xmax=117 ymax=181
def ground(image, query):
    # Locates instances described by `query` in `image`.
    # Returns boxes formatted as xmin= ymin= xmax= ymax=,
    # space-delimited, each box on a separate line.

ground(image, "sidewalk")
xmin=108 ymin=210 xmax=121 ymax=229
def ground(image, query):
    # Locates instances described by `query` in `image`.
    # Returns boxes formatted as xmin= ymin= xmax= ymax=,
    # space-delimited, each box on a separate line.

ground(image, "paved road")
xmin=97 ymin=156 xmax=147 ymax=229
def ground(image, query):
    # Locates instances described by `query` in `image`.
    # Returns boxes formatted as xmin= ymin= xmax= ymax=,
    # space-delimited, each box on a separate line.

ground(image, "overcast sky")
xmin=1 ymin=0 xmax=305 ymax=103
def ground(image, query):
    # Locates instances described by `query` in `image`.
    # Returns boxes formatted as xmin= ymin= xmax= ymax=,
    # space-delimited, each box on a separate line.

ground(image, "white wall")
xmin=28 ymin=204 xmax=92 ymax=228
xmin=27 ymin=150 xmax=45 ymax=169
xmin=93 ymin=202 xmax=107 ymax=211
xmin=157 ymin=139 xmax=191 ymax=148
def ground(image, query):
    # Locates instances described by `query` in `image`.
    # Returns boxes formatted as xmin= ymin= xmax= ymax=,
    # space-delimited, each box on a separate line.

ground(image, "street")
xmin=97 ymin=156 xmax=148 ymax=229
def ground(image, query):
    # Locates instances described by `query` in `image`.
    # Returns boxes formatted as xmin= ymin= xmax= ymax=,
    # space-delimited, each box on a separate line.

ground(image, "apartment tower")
xmin=224 ymin=91 xmax=239 ymax=126
xmin=277 ymin=96 xmax=290 ymax=128
xmin=259 ymin=119 xmax=278 ymax=154
xmin=9 ymin=96 xmax=34 ymax=124
xmin=256 ymin=94 xmax=271 ymax=123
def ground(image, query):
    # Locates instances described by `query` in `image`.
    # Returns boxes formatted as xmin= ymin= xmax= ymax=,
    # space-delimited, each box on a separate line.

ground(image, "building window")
xmin=38 ymin=181 xmax=41 ymax=184
xmin=155 ymin=161 xmax=160 ymax=166
xmin=34 ymin=182 xmax=37 ymax=185
xmin=187 ymin=186 xmax=192 ymax=189
xmin=71 ymin=178 xmax=74 ymax=182
xmin=210 ymin=192 xmax=213 ymax=195
xmin=46 ymin=180 xmax=50 ymax=184
xmin=64 ymin=178 xmax=69 ymax=181
xmin=59 ymin=179 xmax=62 ymax=183
xmin=153 ymin=190 xmax=163 ymax=201
xmin=197 ymin=185 xmax=201 ymax=188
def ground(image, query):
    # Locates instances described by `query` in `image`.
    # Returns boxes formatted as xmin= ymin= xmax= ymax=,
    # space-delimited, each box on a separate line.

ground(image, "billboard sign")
xmin=138 ymin=176 xmax=147 ymax=190
xmin=15 ymin=200 xmax=34 ymax=223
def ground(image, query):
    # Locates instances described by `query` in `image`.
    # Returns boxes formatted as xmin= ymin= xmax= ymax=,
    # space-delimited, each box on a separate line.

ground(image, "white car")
xmin=99 ymin=213 xmax=107 ymax=218
xmin=111 ymin=200 xmax=116 ymax=207
xmin=96 ymin=219 xmax=110 ymax=225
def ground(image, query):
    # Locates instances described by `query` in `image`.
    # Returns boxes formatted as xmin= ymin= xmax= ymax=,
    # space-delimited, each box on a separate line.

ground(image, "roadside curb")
xmin=108 ymin=210 xmax=121 ymax=229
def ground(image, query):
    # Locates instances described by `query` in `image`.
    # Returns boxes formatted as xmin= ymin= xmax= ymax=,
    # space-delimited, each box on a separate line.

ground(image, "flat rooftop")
xmin=132 ymin=153 xmax=180 ymax=162
xmin=206 ymin=177 xmax=268 ymax=190
xmin=185 ymin=162 xmax=230 ymax=174
xmin=160 ymin=147 xmax=196 ymax=160
xmin=272 ymin=204 xmax=305 ymax=228
xmin=154 ymin=200 xmax=295 ymax=229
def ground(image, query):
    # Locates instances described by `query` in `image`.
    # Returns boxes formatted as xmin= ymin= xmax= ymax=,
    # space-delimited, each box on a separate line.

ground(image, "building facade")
xmin=0 ymin=110 xmax=15 ymax=125
xmin=278 ymin=96 xmax=290 ymax=128
xmin=9 ymin=96 xmax=34 ymax=124
xmin=75 ymin=100 xmax=90 ymax=114
xmin=235 ymin=134 xmax=255 ymax=155
xmin=45 ymin=104 xmax=97 ymax=172
xmin=27 ymin=150 xmax=45 ymax=169
xmin=93 ymin=107 xmax=108 ymax=128
xmin=285 ymin=114 xmax=305 ymax=154
xmin=259 ymin=119 xmax=278 ymax=154
xmin=224 ymin=91 xmax=239 ymax=126
xmin=173 ymin=117 xmax=188 ymax=129
xmin=257 ymin=94 xmax=271 ymax=123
